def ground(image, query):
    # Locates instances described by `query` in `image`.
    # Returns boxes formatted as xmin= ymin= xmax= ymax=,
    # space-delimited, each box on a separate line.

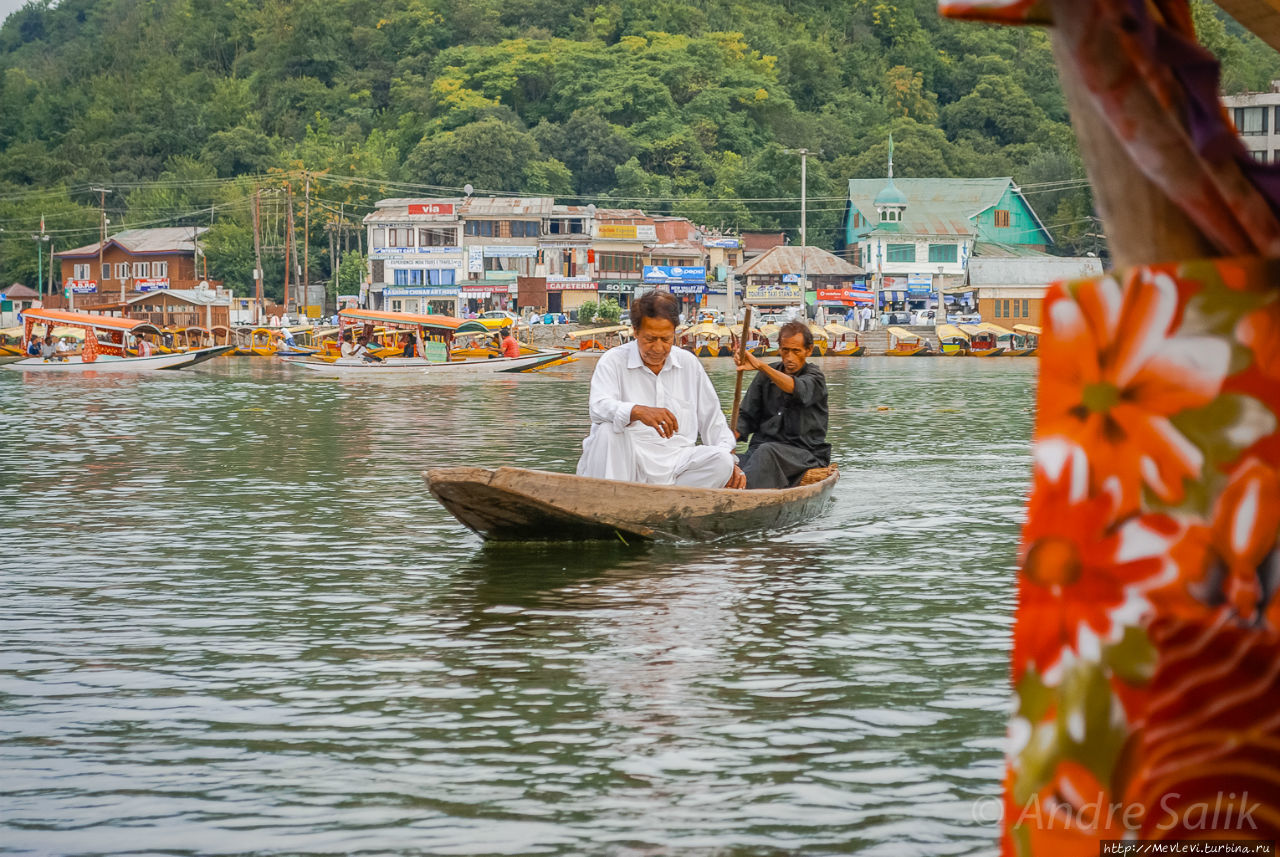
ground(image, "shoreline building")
xmin=49 ymin=227 xmax=214 ymax=310
xmin=365 ymin=198 xmax=466 ymax=316
xmin=735 ymin=246 xmax=865 ymax=315
xmin=840 ymin=142 xmax=1054 ymax=323
xmin=1222 ymin=82 xmax=1280 ymax=163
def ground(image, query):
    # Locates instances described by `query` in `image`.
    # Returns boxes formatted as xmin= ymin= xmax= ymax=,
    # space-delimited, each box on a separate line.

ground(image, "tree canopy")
xmin=0 ymin=0 xmax=1275 ymax=296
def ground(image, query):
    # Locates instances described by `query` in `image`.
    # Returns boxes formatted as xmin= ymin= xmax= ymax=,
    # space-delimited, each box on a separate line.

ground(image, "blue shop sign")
xmin=383 ymin=286 xmax=457 ymax=297
xmin=668 ymin=283 xmax=706 ymax=296
xmin=643 ymin=265 xmax=706 ymax=284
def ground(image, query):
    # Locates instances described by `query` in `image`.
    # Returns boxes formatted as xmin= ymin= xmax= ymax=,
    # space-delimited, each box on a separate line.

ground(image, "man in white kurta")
xmin=577 ymin=338 xmax=739 ymax=486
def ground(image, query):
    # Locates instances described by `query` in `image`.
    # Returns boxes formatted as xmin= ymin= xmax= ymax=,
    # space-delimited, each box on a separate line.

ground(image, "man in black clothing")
xmin=732 ymin=320 xmax=831 ymax=489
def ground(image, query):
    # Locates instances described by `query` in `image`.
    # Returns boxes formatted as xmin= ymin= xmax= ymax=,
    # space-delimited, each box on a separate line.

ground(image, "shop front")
xmin=597 ymin=280 xmax=637 ymax=309
xmin=460 ymin=277 xmax=517 ymax=315
xmin=879 ymin=274 xmax=937 ymax=325
xmin=383 ymin=285 xmax=459 ymax=317
xmin=546 ymin=277 xmax=598 ymax=317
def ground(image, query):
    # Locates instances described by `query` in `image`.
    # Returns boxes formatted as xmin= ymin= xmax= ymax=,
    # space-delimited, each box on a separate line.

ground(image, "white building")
xmin=1223 ymin=83 xmax=1280 ymax=163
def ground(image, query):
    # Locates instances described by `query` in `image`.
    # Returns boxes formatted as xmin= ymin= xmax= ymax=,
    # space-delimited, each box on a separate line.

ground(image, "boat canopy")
xmin=806 ymin=323 xmax=830 ymax=341
xmin=825 ymin=322 xmax=856 ymax=336
xmin=22 ymin=308 xmax=144 ymax=332
xmin=684 ymin=321 xmax=722 ymax=337
xmin=978 ymin=322 xmax=1016 ymax=337
xmin=567 ymin=325 xmax=631 ymax=339
xmin=758 ymin=323 xmax=781 ymax=338
xmin=1013 ymin=324 xmax=1042 ymax=336
xmin=887 ymin=326 xmax=926 ymax=341
xmin=1 ymin=326 xmax=25 ymax=337
xmin=958 ymin=324 xmax=992 ymax=338
xmin=340 ymin=308 xmax=475 ymax=332
xmin=132 ymin=323 xmax=165 ymax=337
xmin=937 ymin=323 xmax=970 ymax=341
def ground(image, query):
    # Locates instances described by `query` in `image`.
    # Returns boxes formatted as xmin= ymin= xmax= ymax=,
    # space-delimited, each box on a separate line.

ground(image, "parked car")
xmin=479 ymin=310 xmax=520 ymax=326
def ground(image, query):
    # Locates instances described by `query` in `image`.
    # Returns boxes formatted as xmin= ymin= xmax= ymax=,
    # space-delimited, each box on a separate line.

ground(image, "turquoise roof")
xmin=845 ymin=177 xmax=1051 ymax=246
xmin=874 ymin=179 xmax=907 ymax=207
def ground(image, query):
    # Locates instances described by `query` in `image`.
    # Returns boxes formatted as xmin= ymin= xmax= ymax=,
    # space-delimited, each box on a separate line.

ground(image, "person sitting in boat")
xmin=136 ymin=336 xmax=154 ymax=357
xmin=38 ymin=334 xmax=57 ymax=362
xmin=732 ymin=320 xmax=831 ymax=490
xmin=55 ymin=337 xmax=72 ymax=358
xmin=399 ymin=333 xmax=416 ymax=358
xmin=340 ymin=331 xmax=358 ymax=358
xmin=500 ymin=327 xmax=520 ymax=358
xmin=577 ymin=290 xmax=747 ymax=489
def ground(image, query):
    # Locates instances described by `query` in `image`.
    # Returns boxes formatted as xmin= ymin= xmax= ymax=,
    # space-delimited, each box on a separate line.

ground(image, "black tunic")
xmin=736 ymin=361 xmax=830 ymax=489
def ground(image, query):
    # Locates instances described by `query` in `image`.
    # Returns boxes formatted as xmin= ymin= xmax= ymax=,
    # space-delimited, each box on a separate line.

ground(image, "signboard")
xmin=136 ymin=278 xmax=170 ymax=292
xmin=408 ymin=203 xmax=455 ymax=216
xmin=703 ymin=238 xmax=740 ymax=248
xmin=65 ymin=279 xmax=97 ymax=294
xmin=460 ymin=284 xmax=495 ymax=295
xmin=597 ymin=224 xmax=657 ymax=241
xmin=816 ymin=288 xmax=875 ymax=304
xmin=546 ymin=279 xmax=598 ymax=292
xmin=388 ymin=259 xmax=462 ymax=270
xmin=668 ymin=283 xmax=706 ymax=296
xmin=482 ymin=245 xmax=538 ymax=258
xmin=382 ymin=286 xmax=457 ymax=297
xmin=643 ymin=265 xmax=706 ymax=284
xmin=422 ymin=340 xmax=447 ymax=363
xmin=745 ymin=283 xmax=803 ymax=303
xmin=906 ymin=273 xmax=933 ymax=295
xmin=781 ymin=274 xmax=801 ymax=283
xmin=372 ymin=247 xmax=461 ymax=257
xmin=598 ymin=281 xmax=632 ymax=293
xmin=467 ymin=245 xmax=484 ymax=273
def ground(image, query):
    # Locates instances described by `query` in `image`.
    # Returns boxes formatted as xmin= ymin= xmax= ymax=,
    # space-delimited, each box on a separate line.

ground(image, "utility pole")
xmin=253 ymin=187 xmax=263 ymax=326
xmin=90 ymin=186 xmax=111 ymax=301
xmin=303 ymin=173 xmax=310 ymax=318
xmin=283 ymin=183 xmax=294 ymax=319
xmin=783 ymin=149 xmax=812 ymax=316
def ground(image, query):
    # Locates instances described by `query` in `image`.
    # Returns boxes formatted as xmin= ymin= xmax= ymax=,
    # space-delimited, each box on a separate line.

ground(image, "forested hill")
xmin=0 ymin=0 xmax=1276 ymax=290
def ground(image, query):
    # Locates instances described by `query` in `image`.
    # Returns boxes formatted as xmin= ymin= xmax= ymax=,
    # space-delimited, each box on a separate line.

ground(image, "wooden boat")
xmin=936 ymin=323 xmax=971 ymax=356
xmin=425 ymin=464 xmax=839 ymax=542
xmin=824 ymin=323 xmax=866 ymax=356
xmin=1009 ymin=323 xmax=1040 ymax=357
xmin=885 ymin=326 xmax=931 ymax=356
xmin=4 ymin=308 xmax=232 ymax=372
xmin=807 ymin=323 xmax=829 ymax=356
xmin=567 ymin=324 xmax=632 ymax=355
xmin=281 ymin=307 xmax=569 ymax=374
xmin=0 ymin=325 xmax=25 ymax=356
xmin=957 ymin=324 xmax=1004 ymax=357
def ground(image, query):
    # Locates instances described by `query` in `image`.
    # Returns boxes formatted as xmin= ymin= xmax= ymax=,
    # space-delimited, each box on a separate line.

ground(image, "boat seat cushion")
xmin=798 ymin=465 xmax=836 ymax=486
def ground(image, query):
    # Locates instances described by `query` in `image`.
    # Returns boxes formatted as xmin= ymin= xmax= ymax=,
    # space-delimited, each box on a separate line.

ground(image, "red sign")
xmin=817 ymin=287 xmax=875 ymax=304
xmin=408 ymin=203 xmax=454 ymax=216
xmin=546 ymin=280 xmax=598 ymax=292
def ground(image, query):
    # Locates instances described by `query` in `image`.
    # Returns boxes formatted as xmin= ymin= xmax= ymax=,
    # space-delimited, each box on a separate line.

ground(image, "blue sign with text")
xmin=643 ymin=265 xmax=706 ymax=284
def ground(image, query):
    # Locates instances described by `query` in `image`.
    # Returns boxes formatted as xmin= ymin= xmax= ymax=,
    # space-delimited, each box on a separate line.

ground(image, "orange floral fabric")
xmin=1007 ymin=257 xmax=1280 ymax=854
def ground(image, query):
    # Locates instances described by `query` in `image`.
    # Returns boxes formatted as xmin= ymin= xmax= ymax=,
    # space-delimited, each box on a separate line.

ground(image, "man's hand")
xmin=630 ymin=404 xmax=679 ymax=438
xmin=733 ymin=349 xmax=763 ymax=372
xmin=724 ymin=465 xmax=747 ymax=489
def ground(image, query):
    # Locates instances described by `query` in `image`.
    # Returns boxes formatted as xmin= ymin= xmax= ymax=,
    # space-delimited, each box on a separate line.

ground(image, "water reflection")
xmin=0 ymin=357 xmax=1032 ymax=855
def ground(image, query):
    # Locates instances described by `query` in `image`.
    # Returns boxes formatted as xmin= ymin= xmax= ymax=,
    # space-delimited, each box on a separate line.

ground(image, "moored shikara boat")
xmin=1008 ymin=323 xmax=1040 ymax=357
xmin=885 ymin=326 xmax=930 ymax=356
xmin=936 ymin=323 xmax=970 ymax=356
xmin=3 ymin=308 xmax=232 ymax=372
xmin=824 ymin=323 xmax=865 ymax=356
xmin=425 ymin=464 xmax=839 ymax=541
xmin=957 ymin=324 xmax=1004 ymax=356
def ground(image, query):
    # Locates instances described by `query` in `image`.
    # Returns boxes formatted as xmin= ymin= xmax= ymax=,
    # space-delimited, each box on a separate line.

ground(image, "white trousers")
xmin=578 ymin=428 xmax=734 ymax=488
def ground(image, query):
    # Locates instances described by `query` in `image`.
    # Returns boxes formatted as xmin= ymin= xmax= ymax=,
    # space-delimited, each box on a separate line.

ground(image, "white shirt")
xmin=578 ymin=340 xmax=735 ymax=481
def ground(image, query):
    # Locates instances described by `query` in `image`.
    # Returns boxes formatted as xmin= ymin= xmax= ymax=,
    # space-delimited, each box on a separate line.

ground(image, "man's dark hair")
xmin=630 ymin=290 xmax=681 ymax=330
xmin=779 ymin=320 xmax=813 ymax=349
xmin=501 ymin=327 xmax=511 ymax=336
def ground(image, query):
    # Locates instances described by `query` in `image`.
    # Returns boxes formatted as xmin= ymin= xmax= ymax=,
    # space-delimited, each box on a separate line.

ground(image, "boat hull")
xmin=4 ymin=350 xmax=201 ymax=372
xmin=425 ymin=465 xmax=839 ymax=542
xmin=886 ymin=345 xmax=928 ymax=357
xmin=281 ymin=350 xmax=569 ymax=374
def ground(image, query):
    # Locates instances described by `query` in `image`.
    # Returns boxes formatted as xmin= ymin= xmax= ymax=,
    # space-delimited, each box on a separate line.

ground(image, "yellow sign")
xmin=598 ymin=224 xmax=638 ymax=240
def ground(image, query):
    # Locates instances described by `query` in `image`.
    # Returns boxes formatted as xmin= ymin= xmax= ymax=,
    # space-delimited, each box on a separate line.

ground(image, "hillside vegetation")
xmin=0 ymin=0 xmax=1275 ymax=296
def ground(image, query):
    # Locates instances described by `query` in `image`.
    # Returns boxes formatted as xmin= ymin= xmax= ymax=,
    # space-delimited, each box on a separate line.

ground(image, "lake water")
xmin=0 ymin=356 xmax=1035 ymax=856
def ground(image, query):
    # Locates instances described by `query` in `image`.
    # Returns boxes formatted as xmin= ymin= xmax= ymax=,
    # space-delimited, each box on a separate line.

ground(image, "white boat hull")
xmin=4 ymin=351 xmax=196 ymax=372
xmin=281 ymin=351 xmax=570 ymax=375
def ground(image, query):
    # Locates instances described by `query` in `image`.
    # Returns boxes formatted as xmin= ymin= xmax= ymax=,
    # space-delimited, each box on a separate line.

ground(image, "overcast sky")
xmin=1 ymin=0 xmax=29 ymax=25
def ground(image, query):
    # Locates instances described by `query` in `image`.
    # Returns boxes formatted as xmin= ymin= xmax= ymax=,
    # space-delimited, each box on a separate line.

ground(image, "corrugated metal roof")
xmin=125 ymin=288 xmax=229 ymax=306
xmin=847 ymin=177 xmax=1014 ymax=237
xmin=462 ymin=196 xmax=554 ymax=217
xmin=735 ymin=245 xmax=865 ymax=277
xmin=968 ymin=256 xmax=1103 ymax=285
xmin=56 ymin=227 xmax=207 ymax=258
xmin=972 ymin=241 xmax=1054 ymax=258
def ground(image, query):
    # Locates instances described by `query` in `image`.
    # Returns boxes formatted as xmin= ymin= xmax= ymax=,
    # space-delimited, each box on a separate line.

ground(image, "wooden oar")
xmin=729 ymin=305 xmax=754 ymax=436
